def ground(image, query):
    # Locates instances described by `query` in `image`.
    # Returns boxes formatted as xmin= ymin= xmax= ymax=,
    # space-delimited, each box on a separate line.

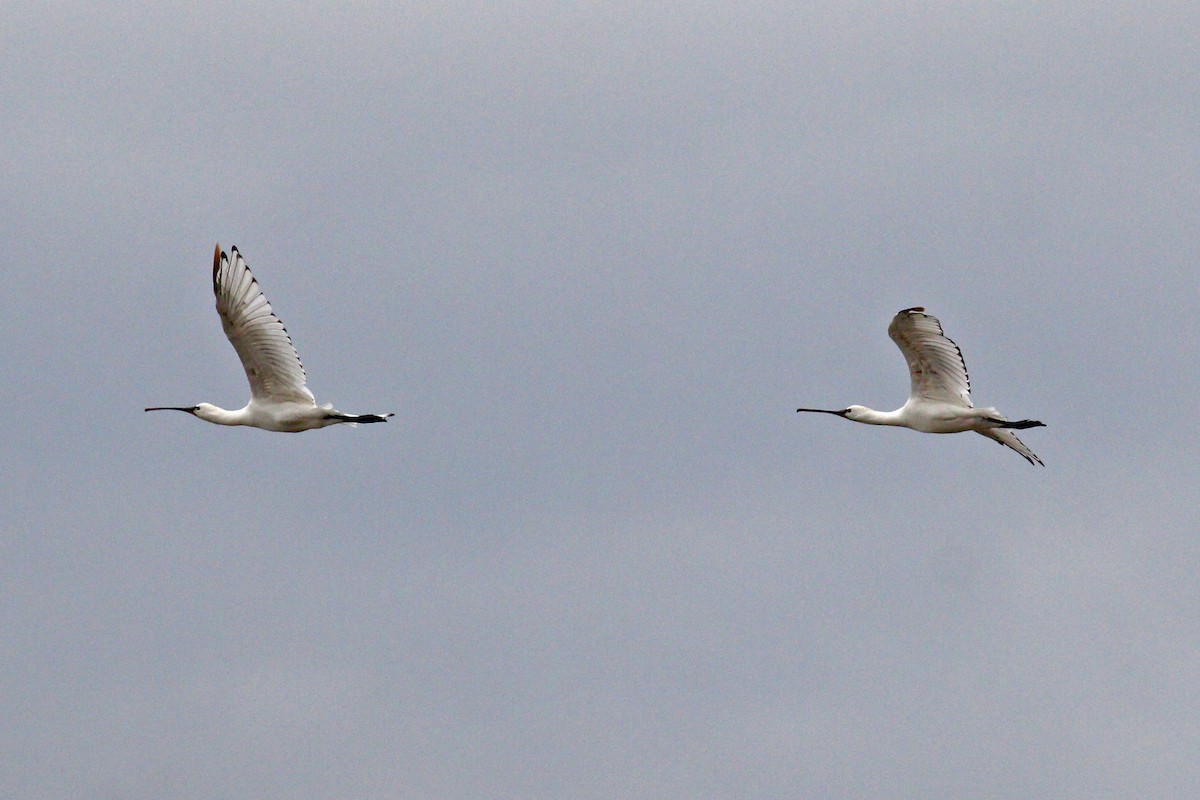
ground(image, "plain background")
xmin=3 ymin=4 xmax=1198 ymax=798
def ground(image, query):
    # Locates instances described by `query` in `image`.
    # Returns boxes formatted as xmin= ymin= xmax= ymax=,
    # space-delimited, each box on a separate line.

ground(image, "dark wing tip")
xmin=212 ymin=243 xmax=224 ymax=291
xmin=898 ymin=306 xmax=925 ymax=314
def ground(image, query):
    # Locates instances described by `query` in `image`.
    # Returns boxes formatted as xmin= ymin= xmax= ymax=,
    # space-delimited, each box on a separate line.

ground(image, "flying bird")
xmin=146 ymin=244 xmax=393 ymax=432
xmin=796 ymin=307 xmax=1044 ymax=465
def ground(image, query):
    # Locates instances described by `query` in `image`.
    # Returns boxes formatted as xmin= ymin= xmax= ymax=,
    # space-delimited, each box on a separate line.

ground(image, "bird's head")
xmin=192 ymin=403 xmax=224 ymax=421
xmin=842 ymin=405 xmax=872 ymax=422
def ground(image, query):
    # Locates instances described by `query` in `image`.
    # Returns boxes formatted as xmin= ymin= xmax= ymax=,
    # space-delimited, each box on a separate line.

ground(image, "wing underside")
xmin=887 ymin=307 xmax=972 ymax=407
xmin=978 ymin=428 xmax=1044 ymax=466
xmin=212 ymin=244 xmax=314 ymax=404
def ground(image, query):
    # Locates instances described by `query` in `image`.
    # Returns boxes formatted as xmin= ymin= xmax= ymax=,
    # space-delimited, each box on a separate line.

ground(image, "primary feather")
xmin=212 ymin=244 xmax=315 ymax=405
xmin=887 ymin=307 xmax=972 ymax=407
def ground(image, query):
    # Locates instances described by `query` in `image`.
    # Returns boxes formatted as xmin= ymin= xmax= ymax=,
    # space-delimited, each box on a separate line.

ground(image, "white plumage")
xmin=797 ymin=307 xmax=1044 ymax=465
xmin=146 ymin=244 xmax=393 ymax=432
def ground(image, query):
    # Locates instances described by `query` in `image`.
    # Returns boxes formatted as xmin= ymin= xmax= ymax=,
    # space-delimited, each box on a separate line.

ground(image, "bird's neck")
xmin=854 ymin=407 xmax=907 ymax=427
xmin=194 ymin=405 xmax=248 ymax=426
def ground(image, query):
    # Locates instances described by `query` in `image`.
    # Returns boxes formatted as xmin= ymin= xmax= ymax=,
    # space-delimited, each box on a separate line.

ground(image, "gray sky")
xmin=3 ymin=3 xmax=1198 ymax=798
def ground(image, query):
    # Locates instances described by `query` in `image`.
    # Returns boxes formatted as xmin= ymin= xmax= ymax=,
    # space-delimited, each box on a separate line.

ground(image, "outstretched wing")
xmin=212 ymin=244 xmax=315 ymax=405
xmin=887 ymin=307 xmax=972 ymax=407
xmin=978 ymin=428 xmax=1044 ymax=466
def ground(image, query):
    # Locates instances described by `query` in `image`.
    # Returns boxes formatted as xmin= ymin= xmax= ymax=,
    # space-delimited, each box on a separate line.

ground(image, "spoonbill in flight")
xmin=797 ymin=307 xmax=1044 ymax=465
xmin=146 ymin=244 xmax=393 ymax=432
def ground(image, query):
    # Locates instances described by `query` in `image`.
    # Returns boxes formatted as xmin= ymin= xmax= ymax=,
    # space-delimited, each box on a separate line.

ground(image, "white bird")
xmin=146 ymin=244 xmax=393 ymax=432
xmin=796 ymin=307 xmax=1044 ymax=465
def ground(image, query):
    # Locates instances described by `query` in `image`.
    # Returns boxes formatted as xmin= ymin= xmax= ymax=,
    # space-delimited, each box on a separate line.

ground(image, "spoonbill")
xmin=796 ymin=307 xmax=1044 ymax=465
xmin=146 ymin=244 xmax=393 ymax=432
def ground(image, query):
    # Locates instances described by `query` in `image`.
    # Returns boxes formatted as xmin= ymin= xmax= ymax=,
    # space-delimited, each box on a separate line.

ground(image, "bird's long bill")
xmin=796 ymin=407 xmax=848 ymax=417
xmin=144 ymin=406 xmax=195 ymax=413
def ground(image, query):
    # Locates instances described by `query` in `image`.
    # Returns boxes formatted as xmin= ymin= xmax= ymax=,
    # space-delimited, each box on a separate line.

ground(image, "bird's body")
xmin=797 ymin=307 xmax=1044 ymax=465
xmin=146 ymin=244 xmax=393 ymax=432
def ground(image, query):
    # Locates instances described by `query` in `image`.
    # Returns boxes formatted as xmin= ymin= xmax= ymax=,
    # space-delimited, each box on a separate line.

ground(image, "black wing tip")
xmin=991 ymin=436 xmax=1044 ymax=466
xmin=212 ymin=243 xmax=240 ymax=266
xmin=213 ymin=243 xmax=254 ymax=288
xmin=898 ymin=306 xmax=926 ymax=314
xmin=212 ymin=243 xmax=224 ymax=289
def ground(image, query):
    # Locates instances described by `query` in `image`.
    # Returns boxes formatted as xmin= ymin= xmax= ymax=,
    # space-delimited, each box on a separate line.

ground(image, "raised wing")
xmin=212 ymin=244 xmax=314 ymax=404
xmin=887 ymin=307 xmax=972 ymax=407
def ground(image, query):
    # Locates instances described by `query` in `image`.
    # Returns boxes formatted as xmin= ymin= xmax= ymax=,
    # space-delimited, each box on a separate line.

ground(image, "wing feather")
xmin=979 ymin=428 xmax=1044 ymax=466
xmin=887 ymin=307 xmax=972 ymax=407
xmin=212 ymin=244 xmax=315 ymax=404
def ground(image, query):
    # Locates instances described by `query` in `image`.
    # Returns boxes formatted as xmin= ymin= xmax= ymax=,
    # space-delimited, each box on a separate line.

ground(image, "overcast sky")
xmin=3 ymin=3 xmax=1199 ymax=798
